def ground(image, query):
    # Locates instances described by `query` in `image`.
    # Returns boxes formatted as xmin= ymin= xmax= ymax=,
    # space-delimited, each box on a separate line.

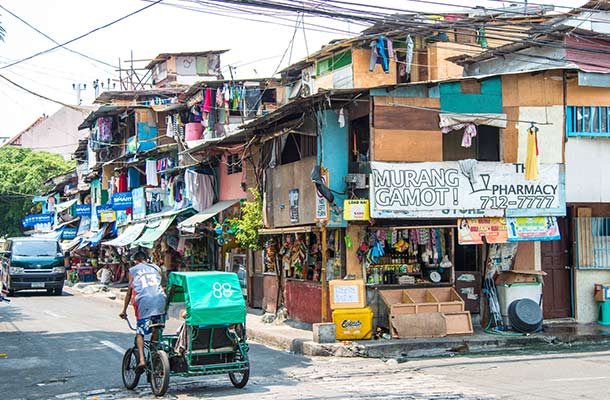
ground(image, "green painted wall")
xmin=440 ymin=76 xmax=503 ymax=113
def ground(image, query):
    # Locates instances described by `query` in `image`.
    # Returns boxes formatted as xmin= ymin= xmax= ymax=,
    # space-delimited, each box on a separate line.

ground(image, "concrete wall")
xmin=575 ymin=269 xmax=610 ymax=323
xmin=517 ymin=106 xmax=564 ymax=164
xmin=566 ymin=138 xmax=610 ymax=202
xmin=218 ymin=151 xmax=248 ymax=201
xmin=11 ymin=106 xmax=89 ymax=159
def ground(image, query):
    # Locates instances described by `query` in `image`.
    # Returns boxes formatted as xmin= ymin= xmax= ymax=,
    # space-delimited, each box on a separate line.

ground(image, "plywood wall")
xmin=265 ymin=156 xmax=317 ymax=228
xmin=371 ymin=96 xmax=442 ymax=162
xmin=566 ymin=78 xmax=610 ymax=105
xmin=517 ymin=106 xmax=564 ymax=164
xmin=352 ymin=48 xmax=396 ymax=88
xmin=427 ymin=42 xmax=468 ymax=81
xmin=502 ymin=71 xmax=563 ymax=107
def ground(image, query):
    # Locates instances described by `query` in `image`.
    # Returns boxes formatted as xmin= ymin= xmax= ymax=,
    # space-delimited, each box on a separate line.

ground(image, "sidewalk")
xmin=66 ymin=283 xmax=610 ymax=359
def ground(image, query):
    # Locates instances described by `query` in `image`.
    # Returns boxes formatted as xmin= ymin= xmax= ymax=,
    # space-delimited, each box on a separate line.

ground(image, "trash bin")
xmin=599 ymin=302 xmax=610 ymax=326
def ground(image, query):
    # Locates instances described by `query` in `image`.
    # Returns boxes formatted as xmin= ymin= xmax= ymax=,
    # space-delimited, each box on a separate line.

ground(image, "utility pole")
xmin=93 ymin=78 xmax=117 ymax=99
xmin=72 ymin=83 xmax=86 ymax=105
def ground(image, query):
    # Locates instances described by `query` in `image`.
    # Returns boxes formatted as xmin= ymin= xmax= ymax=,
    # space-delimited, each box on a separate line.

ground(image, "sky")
xmin=0 ymin=0 xmax=589 ymax=142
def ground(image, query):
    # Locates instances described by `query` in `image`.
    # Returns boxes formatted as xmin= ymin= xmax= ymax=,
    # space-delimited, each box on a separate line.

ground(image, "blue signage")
xmin=21 ymin=213 xmax=54 ymax=228
xmin=112 ymin=192 xmax=133 ymax=211
xmin=75 ymin=204 xmax=92 ymax=217
xmin=96 ymin=204 xmax=113 ymax=218
xmin=63 ymin=228 xmax=78 ymax=240
xmin=132 ymin=188 xmax=146 ymax=220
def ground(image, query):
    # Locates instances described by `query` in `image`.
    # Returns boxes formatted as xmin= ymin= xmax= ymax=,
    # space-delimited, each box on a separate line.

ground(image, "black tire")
xmin=229 ymin=363 xmax=250 ymax=389
xmin=54 ymin=287 xmax=63 ymax=296
xmin=122 ymin=347 xmax=140 ymax=390
xmin=150 ymin=350 xmax=170 ymax=396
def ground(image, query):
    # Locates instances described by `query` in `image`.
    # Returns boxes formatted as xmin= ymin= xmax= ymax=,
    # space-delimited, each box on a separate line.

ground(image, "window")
xmin=575 ymin=217 xmax=610 ymax=270
xmin=226 ymin=153 xmax=242 ymax=175
xmin=315 ymin=50 xmax=352 ymax=76
xmin=12 ymin=240 xmax=60 ymax=257
xmin=443 ymin=125 xmax=500 ymax=161
xmin=567 ymin=106 xmax=610 ymax=137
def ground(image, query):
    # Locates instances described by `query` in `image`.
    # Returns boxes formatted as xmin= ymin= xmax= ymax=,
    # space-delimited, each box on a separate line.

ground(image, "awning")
xmin=132 ymin=216 xmax=176 ymax=249
xmin=78 ymin=225 xmax=109 ymax=249
xmin=178 ymin=200 xmax=240 ymax=233
xmin=439 ymin=113 xmax=507 ymax=129
xmin=258 ymin=225 xmax=316 ymax=235
xmin=55 ymin=199 xmax=77 ymax=213
xmin=61 ymin=237 xmax=82 ymax=252
xmin=103 ymin=222 xmax=146 ymax=247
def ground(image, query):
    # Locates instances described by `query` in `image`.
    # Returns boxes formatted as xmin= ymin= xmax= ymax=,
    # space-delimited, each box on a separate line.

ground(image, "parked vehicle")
xmin=1 ymin=237 xmax=65 ymax=295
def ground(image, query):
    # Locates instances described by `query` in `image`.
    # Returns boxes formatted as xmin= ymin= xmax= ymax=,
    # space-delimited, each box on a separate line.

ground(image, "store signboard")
xmin=458 ymin=218 xmax=508 ymax=244
xmin=96 ymin=204 xmax=113 ymax=217
xmin=343 ymin=199 xmax=370 ymax=221
xmin=289 ymin=189 xmax=299 ymax=223
xmin=112 ymin=192 xmax=133 ymax=211
xmin=100 ymin=210 xmax=116 ymax=223
xmin=21 ymin=213 xmax=53 ymax=229
xmin=315 ymin=171 xmax=329 ymax=222
xmin=370 ymin=161 xmax=564 ymax=218
xmin=132 ymin=187 xmax=146 ymax=220
xmin=75 ymin=204 xmax=91 ymax=217
xmin=63 ymin=228 xmax=78 ymax=240
xmin=507 ymin=216 xmax=560 ymax=241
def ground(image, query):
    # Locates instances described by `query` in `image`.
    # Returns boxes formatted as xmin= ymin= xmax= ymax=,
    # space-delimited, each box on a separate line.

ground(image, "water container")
xmin=185 ymin=122 xmax=203 ymax=141
xmin=598 ymin=302 xmax=610 ymax=326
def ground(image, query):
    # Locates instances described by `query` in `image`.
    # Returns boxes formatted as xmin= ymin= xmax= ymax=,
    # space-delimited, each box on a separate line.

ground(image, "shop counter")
xmin=284 ymin=278 xmax=332 ymax=324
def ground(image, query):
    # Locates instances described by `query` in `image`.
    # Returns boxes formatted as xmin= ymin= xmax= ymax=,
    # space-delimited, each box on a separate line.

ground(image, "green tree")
xmin=230 ymin=188 xmax=264 ymax=251
xmin=0 ymin=147 xmax=76 ymax=237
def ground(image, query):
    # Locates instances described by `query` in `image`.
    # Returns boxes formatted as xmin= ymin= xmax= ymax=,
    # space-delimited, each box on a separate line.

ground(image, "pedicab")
xmin=122 ymin=271 xmax=250 ymax=396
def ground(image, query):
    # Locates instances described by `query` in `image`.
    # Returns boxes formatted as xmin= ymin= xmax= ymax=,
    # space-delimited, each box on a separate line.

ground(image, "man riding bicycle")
xmin=119 ymin=251 xmax=166 ymax=370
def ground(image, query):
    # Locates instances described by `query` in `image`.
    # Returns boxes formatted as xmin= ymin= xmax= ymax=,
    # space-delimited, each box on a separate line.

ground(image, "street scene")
xmin=2 ymin=0 xmax=610 ymax=399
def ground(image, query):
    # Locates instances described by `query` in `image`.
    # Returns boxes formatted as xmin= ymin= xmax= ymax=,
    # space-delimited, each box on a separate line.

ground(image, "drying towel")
xmin=146 ymin=159 xmax=158 ymax=187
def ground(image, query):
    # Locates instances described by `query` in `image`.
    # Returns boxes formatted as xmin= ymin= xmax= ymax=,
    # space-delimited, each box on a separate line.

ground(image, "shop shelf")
xmin=428 ymin=287 xmax=465 ymax=313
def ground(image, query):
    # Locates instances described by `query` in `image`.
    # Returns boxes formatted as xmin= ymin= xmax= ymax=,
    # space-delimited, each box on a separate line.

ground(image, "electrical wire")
xmin=0 ymin=0 xmax=164 ymax=71
xmin=0 ymin=4 xmax=118 ymax=74
xmin=0 ymin=73 xmax=87 ymax=111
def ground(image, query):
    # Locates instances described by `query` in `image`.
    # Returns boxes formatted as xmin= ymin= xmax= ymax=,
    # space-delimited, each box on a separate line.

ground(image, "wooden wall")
xmin=352 ymin=48 xmax=397 ymax=89
xmin=371 ymin=96 xmax=442 ymax=162
xmin=264 ymin=156 xmax=317 ymax=228
xmin=427 ymin=42 xmax=468 ymax=81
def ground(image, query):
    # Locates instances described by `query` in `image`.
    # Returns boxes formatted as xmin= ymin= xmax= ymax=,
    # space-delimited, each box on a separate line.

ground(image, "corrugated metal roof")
xmin=145 ymin=50 xmax=229 ymax=69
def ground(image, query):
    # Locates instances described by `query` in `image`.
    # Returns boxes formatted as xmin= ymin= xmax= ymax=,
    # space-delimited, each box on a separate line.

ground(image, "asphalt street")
xmin=1 ymin=289 xmax=610 ymax=400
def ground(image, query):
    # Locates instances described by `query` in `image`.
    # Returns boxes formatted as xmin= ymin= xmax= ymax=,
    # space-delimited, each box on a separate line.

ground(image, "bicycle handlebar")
xmin=124 ymin=318 xmax=136 ymax=331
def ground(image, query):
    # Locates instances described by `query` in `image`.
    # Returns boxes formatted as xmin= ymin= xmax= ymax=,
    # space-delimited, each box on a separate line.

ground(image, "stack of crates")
xmin=329 ymin=280 xmax=373 ymax=340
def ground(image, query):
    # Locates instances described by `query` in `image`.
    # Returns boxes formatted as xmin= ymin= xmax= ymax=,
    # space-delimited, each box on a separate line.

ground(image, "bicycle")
xmin=122 ymin=318 xmax=170 ymax=397
xmin=1 ymin=289 xmax=10 ymax=303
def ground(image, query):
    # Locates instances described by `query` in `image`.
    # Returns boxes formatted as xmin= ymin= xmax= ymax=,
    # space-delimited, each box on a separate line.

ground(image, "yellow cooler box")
xmin=332 ymin=307 xmax=373 ymax=340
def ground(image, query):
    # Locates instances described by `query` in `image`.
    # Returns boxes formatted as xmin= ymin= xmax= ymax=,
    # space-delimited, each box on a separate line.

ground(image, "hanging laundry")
xmin=166 ymin=115 xmax=173 ymax=138
xmin=338 ymin=108 xmax=345 ymax=128
xmin=369 ymin=36 xmax=390 ymax=73
xmin=127 ymin=167 xmax=140 ymax=190
xmin=441 ymin=122 xmax=477 ymax=148
xmin=97 ymin=117 xmax=113 ymax=143
xmin=146 ymin=159 xmax=159 ymax=187
xmin=216 ymin=87 xmax=224 ymax=107
xmin=203 ymin=88 xmax=212 ymax=113
xmin=525 ymin=125 xmax=539 ymax=181
xmin=386 ymin=38 xmax=394 ymax=64
xmin=184 ymin=169 xmax=214 ymax=212
xmin=117 ymin=171 xmax=128 ymax=193
xmin=405 ymin=34 xmax=414 ymax=75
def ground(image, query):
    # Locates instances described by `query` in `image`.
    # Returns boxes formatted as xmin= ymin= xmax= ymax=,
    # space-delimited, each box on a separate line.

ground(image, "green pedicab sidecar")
xmin=162 ymin=271 xmax=250 ymax=388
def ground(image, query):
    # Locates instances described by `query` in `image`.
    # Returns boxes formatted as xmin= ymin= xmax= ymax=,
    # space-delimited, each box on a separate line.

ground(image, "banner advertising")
xmin=112 ymin=192 xmax=133 ymax=211
xmin=343 ymin=199 xmax=370 ymax=221
xmin=96 ymin=204 xmax=113 ymax=218
xmin=75 ymin=204 xmax=92 ymax=217
xmin=507 ymin=216 xmax=560 ymax=241
xmin=370 ymin=161 xmax=563 ymax=218
xmin=132 ymin=187 xmax=146 ymax=220
xmin=63 ymin=228 xmax=78 ymax=240
xmin=315 ymin=171 xmax=329 ymax=222
xmin=458 ymin=218 xmax=508 ymax=244
xmin=100 ymin=210 xmax=117 ymax=223
xmin=21 ymin=213 xmax=54 ymax=229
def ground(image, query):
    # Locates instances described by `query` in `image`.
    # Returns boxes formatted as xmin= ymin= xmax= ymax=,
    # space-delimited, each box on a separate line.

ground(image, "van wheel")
xmin=47 ymin=289 xmax=54 ymax=295
xmin=54 ymin=287 xmax=63 ymax=296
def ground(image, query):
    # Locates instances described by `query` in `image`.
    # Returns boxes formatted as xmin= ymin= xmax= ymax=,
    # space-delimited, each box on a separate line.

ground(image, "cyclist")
xmin=119 ymin=251 xmax=166 ymax=370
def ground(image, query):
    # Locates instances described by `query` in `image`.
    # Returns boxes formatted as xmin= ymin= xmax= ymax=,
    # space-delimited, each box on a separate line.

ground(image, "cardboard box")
xmin=594 ymin=283 xmax=610 ymax=302
xmin=329 ymin=279 xmax=366 ymax=309
xmin=495 ymin=270 xmax=545 ymax=285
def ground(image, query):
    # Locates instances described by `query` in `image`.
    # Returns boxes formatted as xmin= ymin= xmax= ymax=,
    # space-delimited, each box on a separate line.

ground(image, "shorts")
xmin=136 ymin=315 xmax=165 ymax=336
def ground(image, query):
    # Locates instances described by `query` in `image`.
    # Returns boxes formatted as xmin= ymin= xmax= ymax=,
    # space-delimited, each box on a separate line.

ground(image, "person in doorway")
xmin=119 ymin=251 xmax=167 ymax=370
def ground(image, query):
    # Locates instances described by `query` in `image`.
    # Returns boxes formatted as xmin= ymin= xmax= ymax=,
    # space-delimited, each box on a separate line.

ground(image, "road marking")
xmin=99 ymin=340 xmax=126 ymax=354
xmin=548 ymin=376 xmax=609 ymax=382
xmin=43 ymin=310 xmax=65 ymax=319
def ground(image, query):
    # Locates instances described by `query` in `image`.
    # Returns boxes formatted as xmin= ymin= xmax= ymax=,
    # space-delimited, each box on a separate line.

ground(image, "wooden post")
xmin=321 ymin=224 xmax=328 ymax=323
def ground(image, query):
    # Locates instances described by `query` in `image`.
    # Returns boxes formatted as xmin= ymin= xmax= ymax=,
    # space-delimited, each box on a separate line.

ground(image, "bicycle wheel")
xmin=150 ymin=350 xmax=170 ymax=396
xmin=229 ymin=362 xmax=250 ymax=389
xmin=121 ymin=348 xmax=140 ymax=390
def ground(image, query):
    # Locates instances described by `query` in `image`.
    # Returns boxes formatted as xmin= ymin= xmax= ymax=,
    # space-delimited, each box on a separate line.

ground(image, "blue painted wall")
xmin=319 ymin=109 xmax=348 ymax=228
xmin=440 ymin=76 xmax=503 ymax=114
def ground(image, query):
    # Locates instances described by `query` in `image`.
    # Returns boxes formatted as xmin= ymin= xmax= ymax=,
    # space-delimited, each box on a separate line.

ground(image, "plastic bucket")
xmin=185 ymin=122 xmax=203 ymax=141
xmin=598 ymin=301 xmax=610 ymax=326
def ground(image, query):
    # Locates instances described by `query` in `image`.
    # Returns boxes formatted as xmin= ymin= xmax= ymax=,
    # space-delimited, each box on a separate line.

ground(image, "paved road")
xmin=1 ymin=289 xmax=610 ymax=400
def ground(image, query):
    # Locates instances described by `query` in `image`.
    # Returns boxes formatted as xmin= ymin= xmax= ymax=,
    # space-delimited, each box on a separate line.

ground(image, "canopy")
xmin=61 ymin=237 xmax=82 ymax=252
xmin=167 ymin=271 xmax=246 ymax=327
xmin=103 ymin=222 xmax=146 ymax=247
xmin=178 ymin=200 xmax=240 ymax=233
xmin=55 ymin=199 xmax=77 ymax=213
xmin=132 ymin=216 xmax=176 ymax=249
xmin=438 ymin=113 xmax=507 ymax=129
xmin=78 ymin=225 xmax=108 ymax=249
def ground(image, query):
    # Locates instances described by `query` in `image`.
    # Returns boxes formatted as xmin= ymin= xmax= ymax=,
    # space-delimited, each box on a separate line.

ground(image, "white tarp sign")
xmin=370 ymin=161 xmax=564 ymax=218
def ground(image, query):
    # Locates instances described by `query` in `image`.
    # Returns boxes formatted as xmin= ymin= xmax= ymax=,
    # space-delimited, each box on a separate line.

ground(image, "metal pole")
xmin=321 ymin=224 xmax=328 ymax=323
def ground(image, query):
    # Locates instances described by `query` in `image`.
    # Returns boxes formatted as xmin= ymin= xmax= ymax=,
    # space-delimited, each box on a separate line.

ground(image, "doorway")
xmin=541 ymin=217 xmax=572 ymax=318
